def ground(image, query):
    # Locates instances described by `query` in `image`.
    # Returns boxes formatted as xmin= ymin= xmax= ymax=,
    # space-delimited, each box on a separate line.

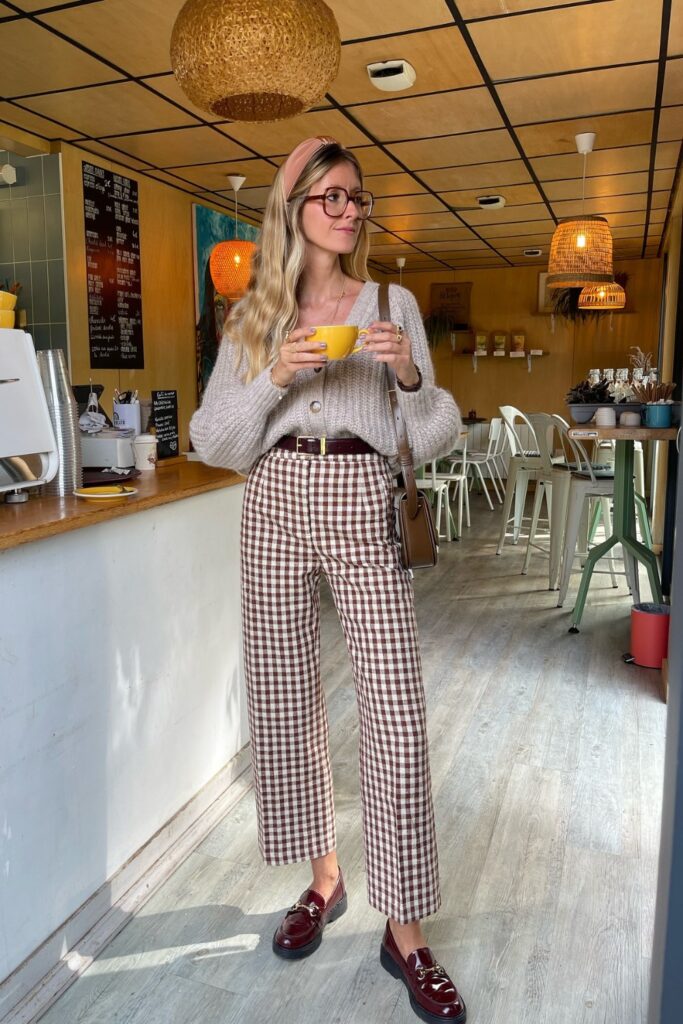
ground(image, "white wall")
xmin=0 ymin=484 xmax=246 ymax=982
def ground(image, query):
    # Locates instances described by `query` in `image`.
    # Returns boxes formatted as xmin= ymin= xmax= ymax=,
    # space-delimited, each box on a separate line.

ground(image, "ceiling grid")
xmin=0 ymin=0 xmax=679 ymax=271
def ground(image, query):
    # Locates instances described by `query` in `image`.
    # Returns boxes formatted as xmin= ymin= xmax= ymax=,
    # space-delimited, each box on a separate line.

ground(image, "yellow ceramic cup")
xmin=309 ymin=325 xmax=369 ymax=361
xmin=0 ymin=290 xmax=18 ymax=311
xmin=0 ymin=309 xmax=15 ymax=328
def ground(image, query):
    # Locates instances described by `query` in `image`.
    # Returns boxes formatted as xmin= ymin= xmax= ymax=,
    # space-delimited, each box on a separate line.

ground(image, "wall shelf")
xmin=454 ymin=351 xmax=549 ymax=373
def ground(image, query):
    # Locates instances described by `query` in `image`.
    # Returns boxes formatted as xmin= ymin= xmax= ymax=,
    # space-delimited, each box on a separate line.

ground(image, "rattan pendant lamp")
xmin=170 ymin=0 xmax=341 ymax=122
xmin=578 ymin=281 xmax=626 ymax=310
xmin=210 ymin=176 xmax=257 ymax=300
xmin=546 ymin=133 xmax=614 ymax=289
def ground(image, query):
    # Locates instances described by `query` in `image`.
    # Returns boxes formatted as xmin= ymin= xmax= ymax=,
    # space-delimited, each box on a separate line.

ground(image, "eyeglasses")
xmin=301 ymin=186 xmax=374 ymax=220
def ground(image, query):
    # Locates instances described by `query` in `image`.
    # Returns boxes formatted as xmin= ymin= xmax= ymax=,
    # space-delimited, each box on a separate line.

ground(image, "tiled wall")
xmin=0 ymin=151 xmax=67 ymax=352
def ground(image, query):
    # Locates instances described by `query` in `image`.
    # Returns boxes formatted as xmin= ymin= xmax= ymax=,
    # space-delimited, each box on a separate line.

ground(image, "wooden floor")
xmin=39 ymin=495 xmax=667 ymax=1024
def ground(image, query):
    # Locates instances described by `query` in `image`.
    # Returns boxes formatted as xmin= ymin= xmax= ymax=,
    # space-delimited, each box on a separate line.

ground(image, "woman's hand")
xmin=271 ymin=327 xmax=327 ymax=386
xmin=362 ymin=321 xmax=419 ymax=386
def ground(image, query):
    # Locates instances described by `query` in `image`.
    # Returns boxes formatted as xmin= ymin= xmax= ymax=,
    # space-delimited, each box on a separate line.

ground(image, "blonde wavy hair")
xmin=225 ymin=142 xmax=372 ymax=381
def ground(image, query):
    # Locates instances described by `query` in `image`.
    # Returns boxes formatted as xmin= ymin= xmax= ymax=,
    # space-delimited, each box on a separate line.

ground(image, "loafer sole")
xmin=272 ymin=892 xmax=348 ymax=960
xmin=380 ymin=944 xmax=467 ymax=1024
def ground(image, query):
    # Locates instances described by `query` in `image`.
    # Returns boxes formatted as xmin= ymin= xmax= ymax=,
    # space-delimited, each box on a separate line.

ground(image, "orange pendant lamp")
xmin=546 ymin=133 xmax=614 ymax=290
xmin=210 ymin=175 xmax=257 ymax=300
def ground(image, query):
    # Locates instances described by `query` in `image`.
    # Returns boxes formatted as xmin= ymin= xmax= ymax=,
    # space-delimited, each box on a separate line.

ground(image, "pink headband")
xmin=282 ymin=136 xmax=339 ymax=199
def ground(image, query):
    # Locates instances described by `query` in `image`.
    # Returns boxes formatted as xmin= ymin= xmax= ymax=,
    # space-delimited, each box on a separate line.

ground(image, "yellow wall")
xmin=61 ymin=142 xmax=220 ymax=451
xmin=401 ymin=260 xmax=663 ymax=420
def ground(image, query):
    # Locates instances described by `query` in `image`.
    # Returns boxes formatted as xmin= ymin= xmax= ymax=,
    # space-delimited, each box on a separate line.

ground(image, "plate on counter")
xmin=73 ymin=485 xmax=138 ymax=501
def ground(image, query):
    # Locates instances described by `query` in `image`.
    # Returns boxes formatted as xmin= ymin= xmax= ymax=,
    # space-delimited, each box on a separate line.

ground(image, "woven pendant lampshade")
xmin=546 ymin=215 xmax=614 ymax=289
xmin=210 ymin=174 xmax=257 ymax=300
xmin=210 ymin=239 xmax=257 ymax=300
xmin=170 ymin=0 xmax=341 ymax=122
xmin=578 ymin=281 xmax=626 ymax=310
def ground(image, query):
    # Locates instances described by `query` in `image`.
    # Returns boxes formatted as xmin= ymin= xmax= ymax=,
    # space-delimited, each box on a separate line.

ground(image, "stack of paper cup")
xmin=133 ymin=433 xmax=158 ymax=471
xmin=36 ymin=347 xmax=83 ymax=496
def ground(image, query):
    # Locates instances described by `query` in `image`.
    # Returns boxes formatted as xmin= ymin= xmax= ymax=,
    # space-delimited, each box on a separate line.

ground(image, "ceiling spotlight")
xmin=476 ymin=195 xmax=505 ymax=209
xmin=523 ymin=248 xmax=542 ymax=257
xmin=0 ymin=163 xmax=17 ymax=185
xmin=367 ymin=59 xmax=416 ymax=92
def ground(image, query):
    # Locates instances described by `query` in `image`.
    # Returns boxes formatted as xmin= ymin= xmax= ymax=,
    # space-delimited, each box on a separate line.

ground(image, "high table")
xmin=566 ymin=425 xmax=678 ymax=630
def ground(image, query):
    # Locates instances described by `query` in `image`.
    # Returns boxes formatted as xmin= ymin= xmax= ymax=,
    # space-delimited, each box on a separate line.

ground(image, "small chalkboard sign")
xmin=151 ymin=390 xmax=179 ymax=460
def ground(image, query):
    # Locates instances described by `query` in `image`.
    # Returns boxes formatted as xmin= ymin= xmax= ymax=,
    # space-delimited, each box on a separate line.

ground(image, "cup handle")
xmin=353 ymin=329 xmax=369 ymax=353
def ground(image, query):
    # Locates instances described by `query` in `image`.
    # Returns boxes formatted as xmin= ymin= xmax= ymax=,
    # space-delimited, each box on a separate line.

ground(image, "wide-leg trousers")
xmin=240 ymin=446 xmax=440 ymax=923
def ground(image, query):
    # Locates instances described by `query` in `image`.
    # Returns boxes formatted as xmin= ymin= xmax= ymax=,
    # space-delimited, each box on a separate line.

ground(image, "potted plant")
xmin=423 ymin=309 xmax=461 ymax=351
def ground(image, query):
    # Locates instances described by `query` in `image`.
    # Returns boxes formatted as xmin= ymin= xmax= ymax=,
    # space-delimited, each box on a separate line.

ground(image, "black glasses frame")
xmin=300 ymin=186 xmax=374 ymax=220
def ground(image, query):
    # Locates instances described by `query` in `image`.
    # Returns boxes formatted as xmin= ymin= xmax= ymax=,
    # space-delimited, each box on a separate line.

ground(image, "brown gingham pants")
xmin=240 ymin=447 xmax=441 ymax=923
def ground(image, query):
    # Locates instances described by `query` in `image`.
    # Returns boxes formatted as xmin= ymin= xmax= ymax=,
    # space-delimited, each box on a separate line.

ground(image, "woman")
xmin=190 ymin=137 xmax=466 ymax=1024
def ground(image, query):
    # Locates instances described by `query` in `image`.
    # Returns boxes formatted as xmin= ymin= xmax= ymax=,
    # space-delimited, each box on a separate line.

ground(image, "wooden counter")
xmin=0 ymin=460 xmax=243 ymax=552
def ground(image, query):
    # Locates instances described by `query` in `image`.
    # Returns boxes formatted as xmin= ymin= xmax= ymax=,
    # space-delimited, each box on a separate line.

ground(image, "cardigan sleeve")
xmin=390 ymin=285 xmax=463 ymax=465
xmin=189 ymin=334 xmax=285 ymax=473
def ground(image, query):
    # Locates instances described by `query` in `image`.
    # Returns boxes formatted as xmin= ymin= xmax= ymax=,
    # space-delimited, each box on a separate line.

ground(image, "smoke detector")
xmin=476 ymin=195 xmax=505 ymax=209
xmin=367 ymin=60 xmax=416 ymax=92
xmin=523 ymin=248 xmax=542 ymax=257
xmin=0 ymin=163 xmax=17 ymax=185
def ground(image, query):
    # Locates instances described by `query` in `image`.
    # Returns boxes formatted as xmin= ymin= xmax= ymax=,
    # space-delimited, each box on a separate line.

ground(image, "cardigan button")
xmin=309 ymin=400 xmax=322 ymax=413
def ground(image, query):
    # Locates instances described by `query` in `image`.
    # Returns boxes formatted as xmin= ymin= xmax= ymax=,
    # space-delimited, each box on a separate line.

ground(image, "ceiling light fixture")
xmin=523 ymin=248 xmax=542 ymax=257
xmin=396 ymin=256 xmax=406 ymax=286
xmin=476 ymin=195 xmax=505 ymax=209
xmin=210 ymin=175 xmax=257 ymax=300
xmin=546 ymin=132 xmax=613 ymax=289
xmin=366 ymin=60 xmax=416 ymax=92
xmin=170 ymin=0 xmax=340 ymax=122
xmin=578 ymin=281 xmax=626 ymax=310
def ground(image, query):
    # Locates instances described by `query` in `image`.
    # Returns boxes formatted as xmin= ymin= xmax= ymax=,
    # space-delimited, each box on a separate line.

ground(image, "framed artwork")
xmin=430 ymin=282 xmax=472 ymax=329
xmin=475 ymin=331 xmax=488 ymax=355
xmin=537 ymin=272 xmax=555 ymax=314
xmin=511 ymin=332 xmax=526 ymax=352
xmin=192 ymin=204 xmax=259 ymax=403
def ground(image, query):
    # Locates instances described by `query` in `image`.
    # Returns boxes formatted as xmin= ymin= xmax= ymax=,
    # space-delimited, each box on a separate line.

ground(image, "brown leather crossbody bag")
xmin=378 ymin=282 xmax=439 ymax=570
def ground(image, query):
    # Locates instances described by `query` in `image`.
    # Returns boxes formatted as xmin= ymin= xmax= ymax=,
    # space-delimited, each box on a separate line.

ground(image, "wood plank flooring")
xmin=38 ymin=496 xmax=667 ymax=1024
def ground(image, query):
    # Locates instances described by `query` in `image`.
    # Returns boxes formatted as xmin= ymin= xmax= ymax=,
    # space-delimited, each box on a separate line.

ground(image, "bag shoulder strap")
xmin=378 ymin=282 xmax=419 ymax=519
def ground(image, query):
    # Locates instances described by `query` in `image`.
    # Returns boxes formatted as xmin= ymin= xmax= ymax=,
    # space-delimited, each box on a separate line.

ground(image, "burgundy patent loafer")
xmin=380 ymin=920 xmax=467 ymax=1023
xmin=272 ymin=870 xmax=347 ymax=959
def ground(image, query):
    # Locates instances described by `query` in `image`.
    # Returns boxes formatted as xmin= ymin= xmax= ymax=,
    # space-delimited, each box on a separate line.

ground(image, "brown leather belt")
xmin=274 ymin=435 xmax=376 ymax=456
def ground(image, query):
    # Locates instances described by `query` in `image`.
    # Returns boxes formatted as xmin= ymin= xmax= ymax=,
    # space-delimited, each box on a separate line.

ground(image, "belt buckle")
xmin=295 ymin=435 xmax=326 ymax=456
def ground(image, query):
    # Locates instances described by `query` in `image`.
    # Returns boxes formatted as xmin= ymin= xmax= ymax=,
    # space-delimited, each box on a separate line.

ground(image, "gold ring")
xmin=396 ymin=327 xmax=403 ymax=344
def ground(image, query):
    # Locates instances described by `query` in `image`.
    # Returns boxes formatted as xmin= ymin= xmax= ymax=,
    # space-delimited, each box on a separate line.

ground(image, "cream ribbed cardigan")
xmin=190 ymin=282 xmax=462 ymax=475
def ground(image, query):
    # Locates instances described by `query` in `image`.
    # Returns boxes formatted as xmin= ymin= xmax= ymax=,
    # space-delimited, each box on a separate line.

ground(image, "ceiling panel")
xmin=373 ymin=211 xmax=466 ymax=231
xmin=459 ymin=201 xmax=551 ymax=225
xmin=659 ymin=104 xmax=683 ymax=140
xmin=516 ymin=111 xmax=654 ymax=157
xmin=441 ymin=182 xmax=542 ymax=207
xmin=387 ymin=129 xmax=519 ymax=169
xmin=74 ymin=140 xmax=150 ymax=171
xmin=329 ymin=26 xmax=481 ymax=106
xmin=551 ymin=194 xmax=665 ymax=218
xmin=0 ymin=0 xmax=675 ymax=270
xmin=420 ymin=160 xmax=531 ymax=192
xmin=363 ymin=172 xmax=428 ymax=197
xmin=479 ymin=219 xmax=555 ymax=237
xmin=327 ymin=0 xmax=451 ymax=40
xmin=543 ymin=171 xmax=650 ymax=201
xmin=531 ymin=145 xmax=654 ymax=181
xmin=371 ymin=194 xmax=446 ymax=216
xmin=102 ymin=127 xmax=252 ymax=167
xmin=141 ymin=74 xmax=225 ymax=124
xmin=470 ymin=0 xmax=662 ymax=80
xmin=169 ymin=159 xmax=277 ymax=191
xmin=500 ymin=64 xmax=658 ymax=127
xmin=350 ymin=88 xmax=503 ymax=142
xmin=9 ymin=0 xmax=86 ymax=8
xmin=39 ymin=0 xmax=184 ymax=77
xmin=349 ymin=147 xmax=403 ymax=174
xmin=459 ymin=1 xmax=585 ymax=18
xmin=0 ymin=19 xmax=120 ymax=98
xmin=0 ymin=101 xmax=82 ymax=140
xmin=223 ymin=110 xmax=369 ymax=155
xmin=22 ymin=82 xmax=198 ymax=137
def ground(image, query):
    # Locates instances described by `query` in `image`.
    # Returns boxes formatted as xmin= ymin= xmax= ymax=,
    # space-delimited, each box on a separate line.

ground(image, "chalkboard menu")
xmin=83 ymin=162 xmax=144 ymax=369
xmin=152 ymin=390 xmax=179 ymax=460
